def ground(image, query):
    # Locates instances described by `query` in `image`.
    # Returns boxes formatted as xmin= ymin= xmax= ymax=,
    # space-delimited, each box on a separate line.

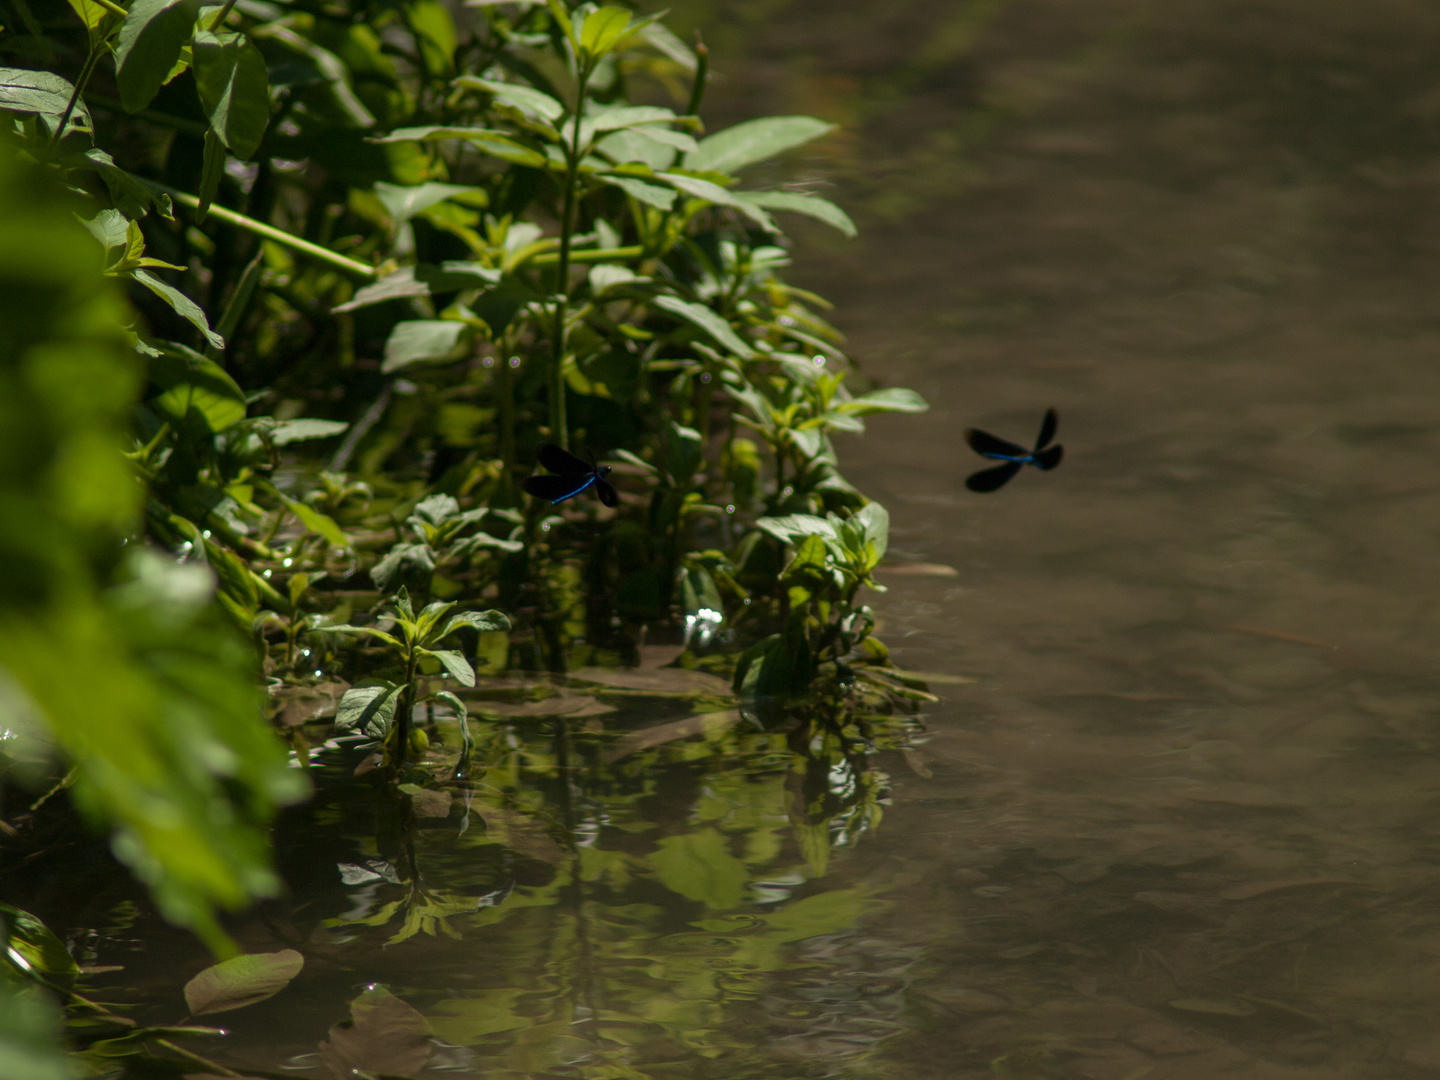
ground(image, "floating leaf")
xmin=319 ymin=985 xmax=432 ymax=1079
xmin=183 ymin=949 xmax=304 ymax=1016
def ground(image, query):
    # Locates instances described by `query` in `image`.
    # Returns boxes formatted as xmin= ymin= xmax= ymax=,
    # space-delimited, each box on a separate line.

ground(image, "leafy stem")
xmin=550 ymin=60 xmax=594 ymax=451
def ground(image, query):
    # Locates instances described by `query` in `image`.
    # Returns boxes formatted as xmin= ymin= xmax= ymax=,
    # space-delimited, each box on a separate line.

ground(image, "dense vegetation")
xmin=0 ymin=0 xmax=931 ymax=1071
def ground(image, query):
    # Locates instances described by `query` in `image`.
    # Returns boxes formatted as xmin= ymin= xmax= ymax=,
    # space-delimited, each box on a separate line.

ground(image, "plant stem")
xmin=206 ymin=0 xmax=238 ymax=30
xmin=144 ymin=181 xmax=379 ymax=279
xmin=550 ymin=62 xmax=593 ymax=451
xmin=47 ymin=45 xmax=101 ymax=153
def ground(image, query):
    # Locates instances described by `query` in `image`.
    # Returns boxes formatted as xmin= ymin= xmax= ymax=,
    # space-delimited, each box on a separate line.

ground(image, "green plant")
xmin=328 ymin=589 xmax=509 ymax=774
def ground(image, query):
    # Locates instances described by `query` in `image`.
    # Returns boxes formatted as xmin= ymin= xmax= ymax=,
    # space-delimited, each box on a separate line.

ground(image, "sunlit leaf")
xmin=373 ymin=181 xmax=480 ymax=228
xmin=269 ymin=418 xmax=349 ymax=444
xmin=422 ymin=648 xmax=474 ymax=687
xmin=132 ymin=271 xmax=225 ymax=350
xmin=653 ymin=295 xmax=753 ymax=358
xmin=382 ymin=320 xmax=470 ymax=373
xmin=683 ymin=115 xmax=835 ymax=175
xmin=148 ymin=345 xmax=246 ymax=431
xmin=336 ymin=682 xmax=402 ymax=739
xmin=736 ymin=190 xmax=857 ymax=239
xmin=452 ymin=76 xmax=564 ymax=122
xmin=192 ymin=30 xmax=270 ymax=160
xmin=183 ymin=949 xmax=304 ymax=1015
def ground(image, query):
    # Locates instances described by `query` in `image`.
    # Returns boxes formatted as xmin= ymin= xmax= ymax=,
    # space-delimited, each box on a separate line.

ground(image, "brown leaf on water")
xmin=274 ymin=680 xmax=350 ymax=726
xmin=636 ymin=644 xmax=685 ymax=668
xmin=902 ymin=749 xmax=933 ymax=778
xmin=320 ymin=985 xmax=432 ymax=1079
xmin=1168 ymin=997 xmax=1257 ymax=1016
xmin=401 ymin=786 xmax=452 ymax=819
xmin=1220 ymin=878 xmax=1355 ymax=901
xmin=604 ymin=710 xmax=741 ymax=762
xmin=571 ymin=666 xmax=730 ymax=697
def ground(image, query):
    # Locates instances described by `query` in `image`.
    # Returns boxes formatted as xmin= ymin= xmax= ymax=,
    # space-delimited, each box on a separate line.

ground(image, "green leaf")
xmin=182 ymin=949 xmax=304 ymax=1015
xmin=543 ymin=0 xmax=573 ymax=46
xmin=648 ymin=827 xmax=747 ymax=909
xmin=374 ymin=181 xmax=481 ymax=228
xmin=577 ymin=6 xmax=632 ymax=58
xmin=270 ymin=418 xmax=349 ymax=444
xmin=82 ymin=208 xmax=130 ymax=258
xmin=280 ymin=495 xmax=350 ymax=549
xmin=1 ymin=904 xmax=79 ymax=982
xmin=192 ymin=30 xmax=270 ymax=160
xmin=333 ymin=261 xmax=503 ymax=313
xmin=0 ymin=981 xmax=72 ymax=1080
xmin=382 ymin=320 xmax=470 ymax=373
xmin=439 ymin=609 xmax=510 ymax=637
xmin=0 ymin=67 xmax=91 ymax=138
xmin=148 ymin=345 xmax=246 ymax=430
xmin=132 ymin=270 xmax=224 ymax=350
xmin=452 ymin=76 xmax=564 ymax=122
xmin=370 ymin=127 xmax=548 ymax=167
xmin=66 ymin=0 xmax=111 ymax=32
xmin=683 ymin=115 xmax=836 ymax=175
xmin=660 ymin=172 xmax=775 ymax=231
xmin=737 ymin=191 xmax=856 ymax=239
xmin=652 ymin=295 xmax=753 ymax=358
xmin=852 ymin=502 xmax=889 ymax=562
xmin=754 ymin=513 xmax=836 ymax=544
xmin=114 ymin=0 xmax=201 ymax=113
xmin=598 ymin=172 xmax=676 ymax=209
xmin=423 ymin=648 xmax=474 ymax=687
xmin=782 ymin=533 xmax=829 ymax=578
xmin=838 ymin=387 xmax=929 ymax=415
xmin=323 ymin=625 xmax=403 ymax=649
xmin=336 ymin=682 xmax=402 ymax=739
xmin=408 ymin=0 xmax=457 ymax=73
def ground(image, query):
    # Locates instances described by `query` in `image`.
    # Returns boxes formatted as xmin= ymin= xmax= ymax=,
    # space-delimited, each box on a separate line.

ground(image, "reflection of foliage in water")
xmin=298 ymin=691 xmax=920 ymax=1078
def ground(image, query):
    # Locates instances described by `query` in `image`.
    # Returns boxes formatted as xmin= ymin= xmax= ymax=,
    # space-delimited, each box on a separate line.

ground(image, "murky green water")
xmin=20 ymin=0 xmax=1440 ymax=1076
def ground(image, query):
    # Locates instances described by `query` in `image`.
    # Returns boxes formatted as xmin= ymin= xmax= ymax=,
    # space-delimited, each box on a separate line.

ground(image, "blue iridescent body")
xmin=964 ymin=408 xmax=1064 ymax=492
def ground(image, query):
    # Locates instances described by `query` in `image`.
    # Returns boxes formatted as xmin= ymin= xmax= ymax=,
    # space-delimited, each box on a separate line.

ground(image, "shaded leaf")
xmin=452 ymin=76 xmax=563 ymax=122
xmin=183 ymin=949 xmax=304 ymax=1015
xmin=148 ymin=346 xmax=245 ymax=431
xmin=132 ymin=270 xmax=224 ymax=350
xmin=192 ymin=30 xmax=270 ymax=159
xmin=439 ymin=609 xmax=510 ymax=637
xmin=114 ymin=0 xmax=201 ymax=112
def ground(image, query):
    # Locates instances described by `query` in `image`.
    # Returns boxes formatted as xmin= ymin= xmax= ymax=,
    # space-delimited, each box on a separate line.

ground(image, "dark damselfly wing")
xmin=1033 ymin=444 xmax=1063 ymax=470
xmin=965 ymin=427 xmax=1029 ymax=459
xmin=595 ymin=477 xmax=619 ymax=507
xmin=1034 ymin=408 xmax=1058 ymax=451
xmin=965 ymin=460 xmax=1022 ymax=492
xmin=536 ymin=442 xmax=590 ymax=477
xmin=522 ymin=474 xmax=590 ymax=501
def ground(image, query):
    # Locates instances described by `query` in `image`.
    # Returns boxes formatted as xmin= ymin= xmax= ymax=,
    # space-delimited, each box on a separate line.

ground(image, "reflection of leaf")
xmin=475 ymin=805 xmax=568 ymax=864
xmin=792 ymin=820 xmax=829 ymax=877
xmin=762 ymin=889 xmax=878 ymax=944
xmin=183 ymin=949 xmax=304 ymax=1015
xmin=427 ymin=989 xmax=531 ymax=1045
xmin=605 ymin=709 xmax=740 ymax=762
xmin=649 ymin=827 xmax=747 ymax=909
xmin=570 ymin=666 xmax=730 ymax=697
xmin=319 ymin=985 xmax=432 ymax=1079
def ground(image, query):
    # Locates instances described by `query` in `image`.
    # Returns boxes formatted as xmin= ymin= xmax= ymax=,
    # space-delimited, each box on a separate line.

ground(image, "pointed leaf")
xmin=183 ymin=949 xmax=304 ymax=1016
xmin=653 ymin=295 xmax=753 ymax=358
xmin=336 ymin=683 xmax=401 ymax=739
xmin=453 ymin=76 xmax=563 ymax=122
xmin=382 ymin=320 xmax=470 ymax=373
xmin=423 ymin=649 xmax=474 ymax=687
xmin=598 ymin=172 xmax=676 ymax=209
xmin=373 ymin=182 xmax=479 ymax=228
xmin=439 ymin=609 xmax=510 ymax=636
xmin=270 ymin=419 xmax=349 ymax=444
xmin=683 ymin=115 xmax=835 ymax=175
xmin=838 ymin=387 xmax=929 ymax=415
xmin=0 ymin=68 xmax=92 ymax=138
xmin=114 ymin=0 xmax=201 ymax=112
xmin=578 ymin=6 xmax=632 ymax=58
xmin=737 ymin=190 xmax=856 ymax=238
xmin=280 ymin=496 xmax=350 ymax=548
xmin=192 ymin=30 xmax=270 ymax=160
xmin=133 ymin=270 xmax=224 ymax=350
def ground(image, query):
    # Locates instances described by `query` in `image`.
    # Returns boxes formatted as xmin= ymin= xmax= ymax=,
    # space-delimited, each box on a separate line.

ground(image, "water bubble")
xmin=725 ymin=504 xmax=736 ymax=514
xmin=813 ymin=354 xmax=826 ymax=367
xmin=282 ymin=558 xmax=293 ymax=567
xmin=482 ymin=356 xmax=495 ymax=368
